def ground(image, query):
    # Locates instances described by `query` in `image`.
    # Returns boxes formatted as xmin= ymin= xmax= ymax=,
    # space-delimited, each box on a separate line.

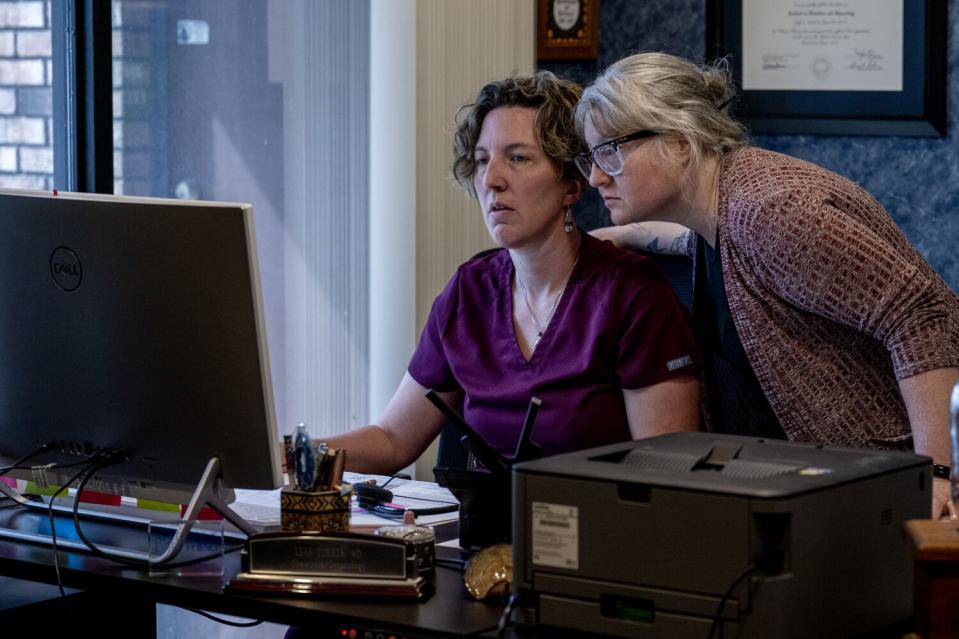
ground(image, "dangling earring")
xmin=563 ymin=207 xmax=573 ymax=233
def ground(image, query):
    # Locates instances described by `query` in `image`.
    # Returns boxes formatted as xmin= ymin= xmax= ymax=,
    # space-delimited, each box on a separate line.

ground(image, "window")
xmin=0 ymin=0 xmax=54 ymax=190
xmin=54 ymin=0 xmax=374 ymax=439
xmin=48 ymin=0 xmax=534 ymax=462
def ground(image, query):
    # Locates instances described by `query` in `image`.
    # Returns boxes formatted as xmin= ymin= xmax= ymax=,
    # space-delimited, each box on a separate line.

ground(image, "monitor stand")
xmin=0 ymin=456 xmax=255 ymax=565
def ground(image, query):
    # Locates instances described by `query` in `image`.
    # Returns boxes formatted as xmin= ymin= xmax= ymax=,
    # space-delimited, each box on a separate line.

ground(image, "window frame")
xmin=52 ymin=0 xmax=114 ymax=193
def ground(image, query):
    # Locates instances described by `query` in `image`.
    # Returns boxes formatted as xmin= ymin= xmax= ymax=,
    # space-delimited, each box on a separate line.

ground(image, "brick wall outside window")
xmin=0 ymin=0 xmax=51 ymax=190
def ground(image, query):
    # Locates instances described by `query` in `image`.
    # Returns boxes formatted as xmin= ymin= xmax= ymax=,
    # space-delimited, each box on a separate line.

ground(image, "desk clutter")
xmin=228 ymin=425 xmax=452 ymax=599
xmin=278 ymin=425 xmax=352 ymax=533
xmin=227 ymin=399 xmax=533 ymax=602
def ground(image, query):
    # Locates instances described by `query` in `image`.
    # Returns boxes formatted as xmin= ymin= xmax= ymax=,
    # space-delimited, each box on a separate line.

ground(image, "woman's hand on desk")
xmin=933 ymin=478 xmax=956 ymax=520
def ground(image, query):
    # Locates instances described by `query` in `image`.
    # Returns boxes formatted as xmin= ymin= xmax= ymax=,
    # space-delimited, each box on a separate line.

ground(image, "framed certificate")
xmin=706 ymin=0 xmax=946 ymax=136
xmin=537 ymin=0 xmax=600 ymax=61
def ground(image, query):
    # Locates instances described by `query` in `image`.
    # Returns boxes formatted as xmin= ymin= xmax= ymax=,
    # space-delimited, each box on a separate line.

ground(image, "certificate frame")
xmin=706 ymin=0 xmax=946 ymax=136
xmin=537 ymin=0 xmax=600 ymax=61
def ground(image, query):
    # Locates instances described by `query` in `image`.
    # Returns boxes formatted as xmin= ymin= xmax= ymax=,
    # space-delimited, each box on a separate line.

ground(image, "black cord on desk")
xmin=48 ymin=451 xmax=115 ymax=596
xmin=183 ymin=608 xmax=264 ymax=628
xmin=0 ymin=440 xmax=57 ymax=476
xmin=2 ymin=457 xmax=110 ymax=475
xmin=706 ymin=563 xmax=758 ymax=639
xmin=32 ymin=450 xmax=255 ymax=638
xmin=70 ymin=454 xmax=245 ymax=569
xmin=434 ymin=557 xmax=468 ymax=571
xmin=379 ymin=472 xmax=411 ymax=489
xmin=495 ymin=594 xmax=518 ymax=639
xmin=44 ymin=454 xmax=120 ymax=639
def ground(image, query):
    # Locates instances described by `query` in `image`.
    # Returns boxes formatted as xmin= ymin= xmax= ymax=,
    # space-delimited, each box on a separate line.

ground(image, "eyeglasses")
xmin=574 ymin=130 xmax=657 ymax=179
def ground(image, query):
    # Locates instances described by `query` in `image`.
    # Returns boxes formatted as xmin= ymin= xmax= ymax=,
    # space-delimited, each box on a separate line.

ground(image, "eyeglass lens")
xmin=575 ymin=142 xmax=624 ymax=179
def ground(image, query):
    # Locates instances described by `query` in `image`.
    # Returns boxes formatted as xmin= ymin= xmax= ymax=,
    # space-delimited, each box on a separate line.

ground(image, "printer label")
xmin=531 ymin=502 xmax=579 ymax=570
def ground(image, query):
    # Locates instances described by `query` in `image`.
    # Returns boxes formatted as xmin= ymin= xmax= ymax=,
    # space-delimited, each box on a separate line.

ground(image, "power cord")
xmin=70 ymin=453 xmax=244 ymax=569
xmin=706 ymin=563 xmax=759 ymax=639
xmin=379 ymin=472 xmax=411 ymax=489
xmin=495 ymin=594 xmax=517 ymax=639
xmin=2 ymin=441 xmax=94 ymax=510
xmin=48 ymin=449 xmax=119 ymax=596
xmin=0 ymin=440 xmax=57 ymax=476
xmin=434 ymin=557 xmax=468 ymax=571
xmin=184 ymin=608 xmax=264 ymax=627
xmin=40 ymin=451 xmax=259 ymax=634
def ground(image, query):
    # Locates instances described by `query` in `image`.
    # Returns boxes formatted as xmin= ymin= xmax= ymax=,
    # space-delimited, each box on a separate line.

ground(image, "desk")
xmin=0 ymin=508 xmax=504 ymax=639
xmin=0 ymin=506 xmax=921 ymax=639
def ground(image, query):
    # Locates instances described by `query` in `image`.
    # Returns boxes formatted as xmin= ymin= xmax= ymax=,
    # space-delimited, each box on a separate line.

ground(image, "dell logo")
xmin=53 ymin=262 xmax=79 ymax=276
xmin=50 ymin=247 xmax=82 ymax=291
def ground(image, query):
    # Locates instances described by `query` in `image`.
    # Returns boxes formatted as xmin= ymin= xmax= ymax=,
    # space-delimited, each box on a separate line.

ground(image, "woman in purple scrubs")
xmin=325 ymin=72 xmax=700 ymax=474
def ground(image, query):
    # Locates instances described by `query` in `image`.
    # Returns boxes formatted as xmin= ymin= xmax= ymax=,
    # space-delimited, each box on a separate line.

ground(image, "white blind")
xmin=275 ymin=0 xmax=371 ymax=437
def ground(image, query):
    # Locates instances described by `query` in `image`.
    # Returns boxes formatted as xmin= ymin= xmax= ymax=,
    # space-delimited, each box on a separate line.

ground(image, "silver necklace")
xmin=515 ymin=256 xmax=579 ymax=351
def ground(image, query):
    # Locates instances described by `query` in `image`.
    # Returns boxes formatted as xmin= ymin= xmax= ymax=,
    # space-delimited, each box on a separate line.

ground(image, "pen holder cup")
xmin=280 ymin=486 xmax=350 ymax=533
xmin=433 ymin=466 xmax=510 ymax=551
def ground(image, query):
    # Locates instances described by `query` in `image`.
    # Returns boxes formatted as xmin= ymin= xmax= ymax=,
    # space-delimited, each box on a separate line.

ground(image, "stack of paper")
xmin=232 ymin=472 xmax=460 ymax=541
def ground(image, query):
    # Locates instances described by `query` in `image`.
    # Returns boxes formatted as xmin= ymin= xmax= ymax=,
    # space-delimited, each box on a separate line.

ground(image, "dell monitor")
xmin=0 ymin=188 xmax=281 ymax=557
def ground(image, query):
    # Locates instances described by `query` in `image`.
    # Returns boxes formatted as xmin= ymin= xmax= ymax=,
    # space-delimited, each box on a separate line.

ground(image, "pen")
xmin=313 ymin=443 xmax=332 ymax=491
xmin=329 ymin=448 xmax=346 ymax=490
xmin=293 ymin=424 xmax=316 ymax=491
xmin=282 ymin=435 xmax=294 ymax=476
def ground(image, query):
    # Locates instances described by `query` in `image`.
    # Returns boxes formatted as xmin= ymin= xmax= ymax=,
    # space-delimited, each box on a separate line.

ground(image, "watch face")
xmin=552 ymin=0 xmax=581 ymax=34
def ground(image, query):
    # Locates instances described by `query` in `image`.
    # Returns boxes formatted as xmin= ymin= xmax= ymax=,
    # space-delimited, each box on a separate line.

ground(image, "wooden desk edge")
xmin=904 ymin=518 xmax=959 ymax=561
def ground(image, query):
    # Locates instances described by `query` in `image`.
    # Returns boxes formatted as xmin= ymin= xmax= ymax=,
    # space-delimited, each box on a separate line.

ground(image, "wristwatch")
xmin=933 ymin=464 xmax=951 ymax=480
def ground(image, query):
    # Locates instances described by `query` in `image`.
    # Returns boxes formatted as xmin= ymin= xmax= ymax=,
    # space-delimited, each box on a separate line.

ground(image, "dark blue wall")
xmin=542 ymin=0 xmax=959 ymax=291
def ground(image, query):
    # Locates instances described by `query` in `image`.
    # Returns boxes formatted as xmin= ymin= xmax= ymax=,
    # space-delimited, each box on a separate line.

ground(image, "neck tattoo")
xmin=515 ymin=256 xmax=579 ymax=351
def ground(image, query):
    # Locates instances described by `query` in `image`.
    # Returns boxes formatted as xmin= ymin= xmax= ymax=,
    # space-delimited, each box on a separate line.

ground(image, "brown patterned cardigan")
xmin=688 ymin=147 xmax=959 ymax=448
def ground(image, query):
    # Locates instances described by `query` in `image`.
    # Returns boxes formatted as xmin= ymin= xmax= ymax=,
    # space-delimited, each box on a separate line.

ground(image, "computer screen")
xmin=0 ymin=188 xmax=281 ymax=506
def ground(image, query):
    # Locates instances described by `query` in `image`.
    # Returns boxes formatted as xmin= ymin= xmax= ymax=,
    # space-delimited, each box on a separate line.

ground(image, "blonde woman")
xmin=578 ymin=52 xmax=959 ymax=518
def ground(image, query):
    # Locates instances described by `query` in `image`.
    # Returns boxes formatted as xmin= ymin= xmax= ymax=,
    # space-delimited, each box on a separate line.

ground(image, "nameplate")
xmin=244 ymin=531 xmax=416 ymax=580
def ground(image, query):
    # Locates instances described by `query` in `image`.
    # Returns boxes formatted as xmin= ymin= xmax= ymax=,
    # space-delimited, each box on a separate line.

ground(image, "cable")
xmin=363 ymin=502 xmax=458 ymax=521
xmin=706 ymin=563 xmax=758 ymax=639
xmin=48 ymin=451 xmax=114 ymax=596
xmin=379 ymin=472 xmax=411 ymax=489
xmin=2 ymin=457 xmax=110 ymax=475
xmin=389 ymin=494 xmax=460 ymax=506
xmin=0 ymin=440 xmax=56 ymax=476
xmin=495 ymin=594 xmax=517 ymax=639
xmin=183 ymin=608 xmax=264 ymax=627
xmin=45 ymin=456 xmax=102 ymax=639
xmin=434 ymin=557 xmax=468 ymax=571
xmin=70 ymin=453 xmax=244 ymax=569
xmin=40 ymin=450 xmax=248 ymax=638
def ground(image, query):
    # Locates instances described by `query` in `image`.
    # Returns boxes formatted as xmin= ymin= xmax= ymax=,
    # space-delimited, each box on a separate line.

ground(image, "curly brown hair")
xmin=451 ymin=71 xmax=586 ymax=198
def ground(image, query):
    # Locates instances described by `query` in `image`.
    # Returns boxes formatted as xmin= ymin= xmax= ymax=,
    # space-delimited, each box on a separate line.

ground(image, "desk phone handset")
xmin=425 ymin=389 xmax=543 ymax=550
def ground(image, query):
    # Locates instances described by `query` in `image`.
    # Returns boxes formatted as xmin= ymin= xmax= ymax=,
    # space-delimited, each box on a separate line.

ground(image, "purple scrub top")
xmin=408 ymin=233 xmax=699 ymax=457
